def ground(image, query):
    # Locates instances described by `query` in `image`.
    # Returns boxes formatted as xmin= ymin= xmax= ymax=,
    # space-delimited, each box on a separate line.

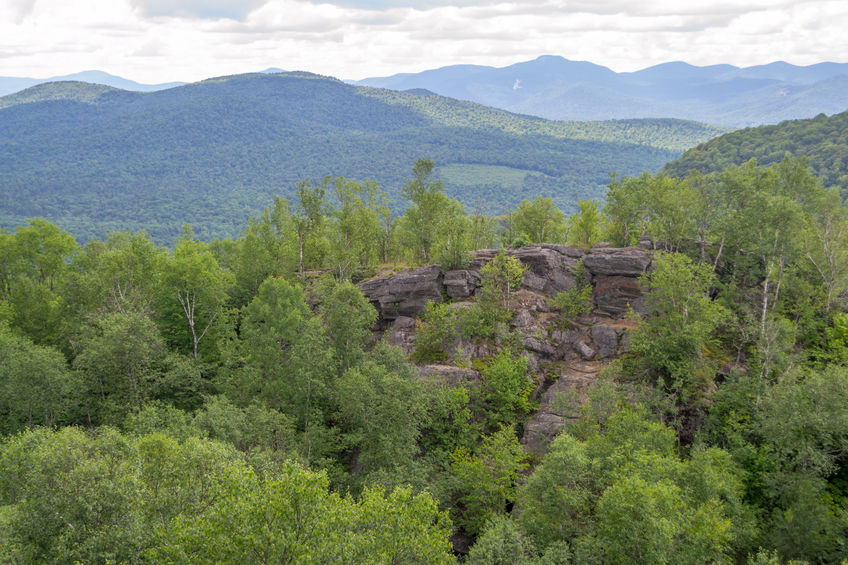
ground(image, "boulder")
xmin=443 ymin=269 xmax=481 ymax=299
xmin=524 ymin=336 xmax=558 ymax=359
xmin=576 ymin=341 xmax=596 ymax=360
xmin=582 ymin=247 xmax=651 ymax=277
xmin=591 ymin=325 xmax=619 ymax=359
xmin=359 ymin=265 xmax=444 ymax=320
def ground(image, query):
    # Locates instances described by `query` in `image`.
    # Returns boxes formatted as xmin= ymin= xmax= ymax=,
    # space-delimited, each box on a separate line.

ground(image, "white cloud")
xmin=0 ymin=0 xmax=37 ymax=23
xmin=0 ymin=0 xmax=846 ymax=83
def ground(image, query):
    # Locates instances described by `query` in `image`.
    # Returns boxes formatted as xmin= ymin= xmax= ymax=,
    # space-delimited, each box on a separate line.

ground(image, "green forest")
xmin=663 ymin=110 xmax=848 ymax=195
xmin=0 ymin=72 xmax=722 ymax=244
xmin=2 ymin=156 xmax=848 ymax=563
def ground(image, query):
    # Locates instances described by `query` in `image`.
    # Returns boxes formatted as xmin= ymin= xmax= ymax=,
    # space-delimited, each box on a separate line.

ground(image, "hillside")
xmin=0 ymin=72 xmax=721 ymax=244
xmin=0 ymin=70 xmax=184 ymax=97
xmin=662 ymin=109 xmax=848 ymax=193
xmin=357 ymin=55 xmax=848 ymax=128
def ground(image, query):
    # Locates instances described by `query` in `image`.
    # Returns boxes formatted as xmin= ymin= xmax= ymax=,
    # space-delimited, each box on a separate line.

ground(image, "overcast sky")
xmin=2 ymin=0 xmax=846 ymax=83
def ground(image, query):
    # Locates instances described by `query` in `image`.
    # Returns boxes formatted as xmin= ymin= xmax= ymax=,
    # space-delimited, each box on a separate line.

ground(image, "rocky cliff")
xmin=359 ymin=241 xmax=654 ymax=454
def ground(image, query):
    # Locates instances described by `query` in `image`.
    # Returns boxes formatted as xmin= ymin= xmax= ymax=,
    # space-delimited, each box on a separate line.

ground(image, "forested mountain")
xmin=0 ymin=70 xmax=184 ymax=97
xmin=356 ymin=55 xmax=848 ymax=127
xmin=0 ymin=71 xmax=721 ymax=244
xmin=662 ymin=110 xmax=848 ymax=194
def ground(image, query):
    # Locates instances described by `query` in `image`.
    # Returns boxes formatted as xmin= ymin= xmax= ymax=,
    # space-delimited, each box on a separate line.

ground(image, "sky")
xmin=1 ymin=0 xmax=847 ymax=84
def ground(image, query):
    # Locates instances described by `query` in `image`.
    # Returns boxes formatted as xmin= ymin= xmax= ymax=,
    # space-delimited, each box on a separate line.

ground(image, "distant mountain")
xmin=356 ymin=56 xmax=848 ymax=128
xmin=662 ymin=110 xmax=848 ymax=195
xmin=0 ymin=72 xmax=721 ymax=244
xmin=0 ymin=70 xmax=184 ymax=97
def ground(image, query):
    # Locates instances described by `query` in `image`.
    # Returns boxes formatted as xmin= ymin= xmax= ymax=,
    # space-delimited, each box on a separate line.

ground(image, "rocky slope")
xmin=359 ymin=241 xmax=654 ymax=454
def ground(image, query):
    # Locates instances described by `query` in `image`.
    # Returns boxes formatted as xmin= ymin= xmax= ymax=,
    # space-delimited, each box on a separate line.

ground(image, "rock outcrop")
xmin=360 ymin=244 xmax=651 ymax=321
xmin=358 ymin=244 xmax=653 ymax=454
xmin=359 ymin=265 xmax=444 ymax=320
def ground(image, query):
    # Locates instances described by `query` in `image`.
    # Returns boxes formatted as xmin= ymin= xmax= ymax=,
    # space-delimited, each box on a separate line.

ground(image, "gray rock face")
xmin=592 ymin=275 xmax=643 ymax=317
xmin=512 ymin=310 xmax=534 ymax=328
xmin=583 ymin=247 xmax=651 ymax=277
xmin=416 ymin=364 xmax=481 ymax=388
xmin=521 ymin=360 xmax=603 ymax=453
xmin=443 ymin=269 xmax=481 ymax=299
xmin=387 ymin=316 xmax=417 ymax=355
xmin=591 ymin=325 xmax=619 ymax=359
xmin=511 ymin=246 xmax=583 ymax=296
xmin=471 ymin=245 xmax=585 ymax=297
xmin=359 ymin=265 xmax=444 ymax=320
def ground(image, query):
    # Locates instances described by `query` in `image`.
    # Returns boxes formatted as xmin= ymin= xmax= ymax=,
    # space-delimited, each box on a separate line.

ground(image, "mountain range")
xmin=0 ymin=71 xmax=721 ymax=244
xmin=356 ymin=56 xmax=848 ymax=128
xmin=0 ymin=70 xmax=185 ymax=97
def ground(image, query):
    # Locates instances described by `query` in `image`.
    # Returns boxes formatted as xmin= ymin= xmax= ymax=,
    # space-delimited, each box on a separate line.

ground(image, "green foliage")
xmin=550 ymin=260 xmax=593 ymax=326
xmin=0 ymin=427 xmax=456 ymax=564
xmin=335 ymin=357 xmax=427 ymax=474
xmin=326 ymin=176 xmax=382 ymax=279
xmin=480 ymin=249 xmax=527 ymax=309
xmin=664 ymin=110 xmax=848 ymax=197
xmin=0 ymin=323 xmax=78 ymax=434
xmin=623 ymin=252 xmax=727 ymax=428
xmin=398 ymin=158 xmax=471 ymax=266
xmin=229 ymin=197 xmax=297 ymax=306
xmin=518 ymin=405 xmax=748 ymax=563
xmin=481 ymin=350 xmax=533 ymax=428
xmin=467 ymin=516 xmax=538 ymax=565
xmin=159 ymin=228 xmax=234 ymax=360
xmin=0 ymin=218 xmax=78 ymax=346
xmin=318 ymin=278 xmax=378 ymax=373
xmin=567 ymin=199 xmax=605 ymax=249
xmin=420 ymin=385 xmax=479 ymax=455
xmin=451 ymin=426 xmax=528 ymax=537
xmin=412 ymin=301 xmax=459 ymax=363
xmin=73 ymin=311 xmax=168 ymax=425
xmin=511 ymin=196 xmax=568 ymax=244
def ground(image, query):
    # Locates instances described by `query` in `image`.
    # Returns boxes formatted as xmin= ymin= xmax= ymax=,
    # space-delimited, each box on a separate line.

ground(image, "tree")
xmin=327 ymin=177 xmax=381 ymax=280
xmin=336 ymin=358 xmax=427 ymax=474
xmin=318 ymin=279 xmax=378 ymax=373
xmin=451 ymin=427 xmax=527 ymax=537
xmin=567 ymin=200 xmax=604 ymax=249
xmin=623 ymin=252 xmax=726 ymax=434
xmin=74 ymin=311 xmax=167 ymax=425
xmin=481 ymin=350 xmax=533 ymax=428
xmin=161 ymin=227 xmax=234 ymax=360
xmin=398 ymin=158 xmax=465 ymax=264
xmin=235 ymin=277 xmax=333 ymax=462
xmin=512 ymin=196 xmax=567 ymax=244
xmin=0 ymin=218 xmax=79 ymax=346
xmin=0 ymin=323 xmax=77 ymax=434
xmin=467 ymin=516 xmax=537 ymax=565
xmin=231 ymin=197 xmax=297 ymax=306
xmin=479 ymin=249 xmax=527 ymax=310
xmin=518 ymin=433 xmax=597 ymax=549
xmin=293 ymin=178 xmax=329 ymax=276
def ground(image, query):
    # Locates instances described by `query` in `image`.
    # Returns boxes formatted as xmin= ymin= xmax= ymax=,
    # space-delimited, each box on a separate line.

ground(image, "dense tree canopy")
xmin=2 ymin=155 xmax=848 ymax=563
